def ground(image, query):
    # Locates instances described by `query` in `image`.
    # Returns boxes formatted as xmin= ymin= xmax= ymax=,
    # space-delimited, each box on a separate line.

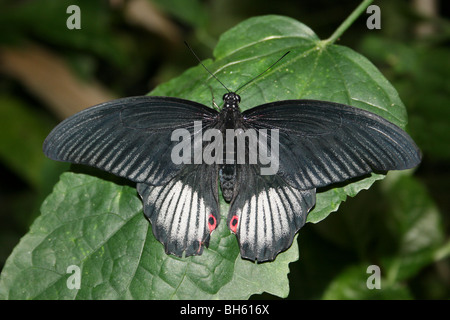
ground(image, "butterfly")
xmin=43 ymin=50 xmax=421 ymax=262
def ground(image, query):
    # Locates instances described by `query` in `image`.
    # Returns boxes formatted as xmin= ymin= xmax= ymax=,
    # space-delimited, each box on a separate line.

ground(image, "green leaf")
xmin=0 ymin=15 xmax=410 ymax=299
xmin=0 ymin=173 xmax=295 ymax=299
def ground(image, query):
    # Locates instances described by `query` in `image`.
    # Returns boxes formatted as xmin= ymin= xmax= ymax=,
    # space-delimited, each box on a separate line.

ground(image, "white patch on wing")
xmin=268 ymin=188 xmax=283 ymax=239
xmin=247 ymin=195 xmax=257 ymax=250
xmin=141 ymin=176 xmax=213 ymax=256
xmin=187 ymin=190 xmax=199 ymax=243
xmin=160 ymin=181 xmax=179 ymax=231
xmin=170 ymin=183 xmax=190 ymax=243
xmin=259 ymin=190 xmax=271 ymax=248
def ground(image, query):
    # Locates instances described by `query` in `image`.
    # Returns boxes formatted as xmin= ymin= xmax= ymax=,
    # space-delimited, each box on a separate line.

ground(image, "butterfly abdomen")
xmin=219 ymin=164 xmax=236 ymax=202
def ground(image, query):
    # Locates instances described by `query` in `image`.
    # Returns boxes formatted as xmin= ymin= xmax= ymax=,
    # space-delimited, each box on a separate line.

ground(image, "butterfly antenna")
xmin=235 ymin=51 xmax=290 ymax=93
xmin=184 ymin=41 xmax=230 ymax=93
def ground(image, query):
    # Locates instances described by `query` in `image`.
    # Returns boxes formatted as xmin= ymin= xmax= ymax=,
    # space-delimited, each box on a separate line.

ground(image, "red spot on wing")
xmin=229 ymin=215 xmax=239 ymax=233
xmin=208 ymin=214 xmax=217 ymax=232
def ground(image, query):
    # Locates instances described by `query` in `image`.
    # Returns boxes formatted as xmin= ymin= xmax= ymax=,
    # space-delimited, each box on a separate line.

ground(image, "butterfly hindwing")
xmin=229 ymin=164 xmax=316 ymax=262
xmin=137 ymin=163 xmax=219 ymax=257
xmin=43 ymin=96 xmax=219 ymax=185
xmin=243 ymin=99 xmax=422 ymax=190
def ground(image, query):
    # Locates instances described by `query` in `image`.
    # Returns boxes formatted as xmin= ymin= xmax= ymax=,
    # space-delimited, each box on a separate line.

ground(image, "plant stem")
xmin=323 ymin=0 xmax=374 ymax=45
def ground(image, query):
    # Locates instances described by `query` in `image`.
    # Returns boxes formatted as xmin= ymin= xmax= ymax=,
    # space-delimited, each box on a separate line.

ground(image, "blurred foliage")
xmin=0 ymin=0 xmax=449 ymax=299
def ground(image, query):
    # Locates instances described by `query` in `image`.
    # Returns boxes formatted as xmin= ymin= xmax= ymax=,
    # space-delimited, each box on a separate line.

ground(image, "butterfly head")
xmin=223 ymin=92 xmax=241 ymax=110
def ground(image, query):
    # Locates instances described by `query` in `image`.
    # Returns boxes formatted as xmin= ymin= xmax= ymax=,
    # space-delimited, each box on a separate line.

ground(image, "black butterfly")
xmin=43 ymin=54 xmax=421 ymax=262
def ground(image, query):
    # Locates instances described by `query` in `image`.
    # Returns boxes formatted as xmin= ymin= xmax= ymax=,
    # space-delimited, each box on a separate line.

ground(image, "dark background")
xmin=0 ymin=0 xmax=449 ymax=299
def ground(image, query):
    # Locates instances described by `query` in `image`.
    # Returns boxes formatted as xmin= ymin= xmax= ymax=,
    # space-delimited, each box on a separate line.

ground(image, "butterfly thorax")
xmin=218 ymin=92 xmax=242 ymax=202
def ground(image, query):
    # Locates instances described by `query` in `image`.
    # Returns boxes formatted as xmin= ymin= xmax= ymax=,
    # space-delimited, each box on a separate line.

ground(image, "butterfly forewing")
xmin=243 ymin=99 xmax=422 ymax=191
xmin=43 ymin=96 xmax=219 ymax=186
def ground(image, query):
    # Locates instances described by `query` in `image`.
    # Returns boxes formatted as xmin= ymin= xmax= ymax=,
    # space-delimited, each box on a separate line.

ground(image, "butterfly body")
xmin=217 ymin=92 xmax=243 ymax=202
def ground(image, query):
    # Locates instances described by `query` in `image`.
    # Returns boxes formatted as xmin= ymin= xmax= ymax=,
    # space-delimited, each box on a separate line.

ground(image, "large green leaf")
xmin=0 ymin=172 xmax=295 ymax=299
xmin=0 ymin=15 xmax=410 ymax=299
